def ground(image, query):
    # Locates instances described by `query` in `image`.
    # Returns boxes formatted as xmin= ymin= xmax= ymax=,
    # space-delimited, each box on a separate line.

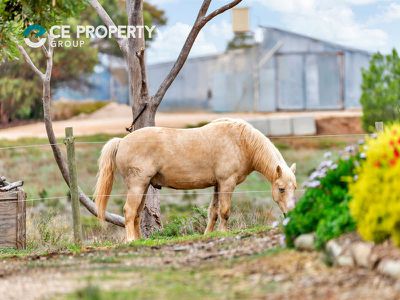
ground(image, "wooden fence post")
xmin=64 ymin=127 xmax=83 ymax=246
xmin=375 ymin=121 xmax=384 ymax=133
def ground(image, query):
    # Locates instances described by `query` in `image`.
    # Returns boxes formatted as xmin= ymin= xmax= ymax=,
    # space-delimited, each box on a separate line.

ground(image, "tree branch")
xmin=136 ymin=48 xmax=148 ymax=99
xmin=126 ymin=102 xmax=147 ymax=133
xmin=0 ymin=181 xmax=24 ymax=192
xmin=41 ymin=43 xmax=49 ymax=59
xmin=202 ymin=0 xmax=242 ymax=24
xmin=17 ymin=45 xmax=45 ymax=80
xmin=152 ymin=0 xmax=242 ymax=106
xmin=41 ymin=39 xmax=125 ymax=227
xmin=197 ymin=0 xmax=212 ymax=18
xmin=44 ymin=36 xmax=53 ymax=80
xmin=88 ymin=0 xmax=128 ymax=55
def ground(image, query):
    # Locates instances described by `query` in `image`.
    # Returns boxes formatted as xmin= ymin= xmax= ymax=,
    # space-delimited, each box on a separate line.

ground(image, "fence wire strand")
xmin=0 ymin=132 xmax=370 ymax=151
xmin=1 ymin=189 xmax=308 ymax=204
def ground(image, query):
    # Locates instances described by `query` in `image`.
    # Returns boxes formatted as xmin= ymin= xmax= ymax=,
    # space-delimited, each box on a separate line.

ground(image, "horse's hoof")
xmin=126 ymin=238 xmax=135 ymax=243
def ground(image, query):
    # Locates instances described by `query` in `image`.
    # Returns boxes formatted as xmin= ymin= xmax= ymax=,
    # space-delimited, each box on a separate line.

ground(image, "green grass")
xmin=89 ymin=256 xmax=122 ymax=264
xmin=0 ymin=225 xmax=271 ymax=260
xmin=0 ymin=247 xmax=33 ymax=258
xmin=67 ymin=272 xmax=222 ymax=300
xmin=0 ymin=242 xmax=84 ymax=259
xmin=125 ymin=225 xmax=271 ymax=248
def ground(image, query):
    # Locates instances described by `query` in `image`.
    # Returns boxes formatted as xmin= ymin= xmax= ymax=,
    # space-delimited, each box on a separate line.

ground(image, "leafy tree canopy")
xmin=226 ymin=32 xmax=256 ymax=51
xmin=0 ymin=0 xmax=167 ymax=60
xmin=0 ymin=0 xmax=166 ymax=124
xmin=0 ymin=0 xmax=86 ymax=60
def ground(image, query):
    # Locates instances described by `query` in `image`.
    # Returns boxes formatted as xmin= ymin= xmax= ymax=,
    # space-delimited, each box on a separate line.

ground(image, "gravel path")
xmin=0 ymin=229 xmax=397 ymax=300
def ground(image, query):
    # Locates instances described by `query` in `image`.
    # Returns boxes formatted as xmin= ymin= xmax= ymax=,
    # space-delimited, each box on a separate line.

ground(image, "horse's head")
xmin=271 ymin=163 xmax=297 ymax=215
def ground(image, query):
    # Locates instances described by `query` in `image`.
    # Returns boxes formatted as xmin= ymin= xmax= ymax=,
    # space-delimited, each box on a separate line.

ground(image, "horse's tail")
xmin=94 ymin=137 xmax=121 ymax=220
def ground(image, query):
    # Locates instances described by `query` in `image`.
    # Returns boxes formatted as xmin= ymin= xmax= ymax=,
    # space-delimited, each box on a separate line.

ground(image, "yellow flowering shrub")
xmin=349 ymin=124 xmax=400 ymax=246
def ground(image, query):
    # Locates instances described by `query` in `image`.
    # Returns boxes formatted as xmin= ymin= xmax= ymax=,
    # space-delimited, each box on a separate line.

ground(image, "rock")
xmin=326 ymin=239 xmax=343 ymax=258
xmin=350 ymin=242 xmax=373 ymax=268
xmin=325 ymin=239 xmax=355 ymax=267
xmin=377 ymin=259 xmax=400 ymax=279
xmin=336 ymin=254 xmax=355 ymax=267
xmin=173 ymin=246 xmax=189 ymax=252
xmin=294 ymin=233 xmax=315 ymax=251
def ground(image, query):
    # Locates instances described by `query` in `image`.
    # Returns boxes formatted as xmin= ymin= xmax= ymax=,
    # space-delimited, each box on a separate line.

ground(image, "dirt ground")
xmin=316 ymin=116 xmax=363 ymax=135
xmin=0 ymin=103 xmax=363 ymax=140
xmin=0 ymin=229 xmax=398 ymax=300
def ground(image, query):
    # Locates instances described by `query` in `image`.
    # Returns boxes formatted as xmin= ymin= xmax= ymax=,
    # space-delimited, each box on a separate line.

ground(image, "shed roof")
xmin=260 ymin=26 xmax=371 ymax=55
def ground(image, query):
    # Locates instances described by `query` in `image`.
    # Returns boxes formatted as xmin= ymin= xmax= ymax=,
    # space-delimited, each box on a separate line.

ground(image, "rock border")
xmin=294 ymin=232 xmax=400 ymax=280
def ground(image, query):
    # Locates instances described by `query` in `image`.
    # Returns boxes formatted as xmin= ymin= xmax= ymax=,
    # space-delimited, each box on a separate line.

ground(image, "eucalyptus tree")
xmin=0 ymin=0 xmax=242 ymax=236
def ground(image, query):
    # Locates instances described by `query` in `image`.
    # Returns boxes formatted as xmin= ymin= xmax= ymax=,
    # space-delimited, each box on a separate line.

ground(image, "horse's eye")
xmin=279 ymin=188 xmax=285 ymax=194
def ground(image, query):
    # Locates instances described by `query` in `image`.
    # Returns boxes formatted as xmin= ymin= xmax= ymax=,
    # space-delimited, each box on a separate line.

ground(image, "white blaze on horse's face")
xmin=271 ymin=163 xmax=297 ymax=214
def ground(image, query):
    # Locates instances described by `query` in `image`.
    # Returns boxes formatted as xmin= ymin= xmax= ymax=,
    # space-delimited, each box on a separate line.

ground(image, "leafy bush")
xmin=360 ymin=49 xmax=400 ymax=132
xmin=349 ymin=124 xmax=400 ymax=246
xmin=285 ymin=150 xmax=357 ymax=248
xmin=0 ymin=77 xmax=42 ymax=124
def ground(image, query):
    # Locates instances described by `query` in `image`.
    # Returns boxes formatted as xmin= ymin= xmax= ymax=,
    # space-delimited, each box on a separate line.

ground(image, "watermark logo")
xmin=23 ymin=24 xmax=156 ymax=48
xmin=23 ymin=24 xmax=47 ymax=48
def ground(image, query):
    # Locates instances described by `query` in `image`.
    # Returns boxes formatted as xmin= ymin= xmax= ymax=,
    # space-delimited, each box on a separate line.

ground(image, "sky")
xmin=146 ymin=0 xmax=400 ymax=64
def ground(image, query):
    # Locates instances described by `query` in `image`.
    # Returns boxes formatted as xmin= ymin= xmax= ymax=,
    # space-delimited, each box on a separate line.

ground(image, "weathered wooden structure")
xmin=0 ymin=177 xmax=26 ymax=249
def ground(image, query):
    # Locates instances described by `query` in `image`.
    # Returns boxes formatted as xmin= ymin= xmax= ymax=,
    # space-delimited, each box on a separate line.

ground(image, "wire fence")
xmin=1 ymin=189 xmax=311 ymax=205
xmin=0 ymin=128 xmax=375 ymax=247
xmin=0 ymin=131 xmax=370 ymax=210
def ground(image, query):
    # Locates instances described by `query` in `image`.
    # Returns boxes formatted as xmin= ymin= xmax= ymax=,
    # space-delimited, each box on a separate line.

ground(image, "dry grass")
xmin=0 ymin=134 xmax=351 ymax=250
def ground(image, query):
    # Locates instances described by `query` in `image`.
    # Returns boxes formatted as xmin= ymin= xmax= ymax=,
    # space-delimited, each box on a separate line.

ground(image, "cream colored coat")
xmin=94 ymin=118 xmax=297 ymax=241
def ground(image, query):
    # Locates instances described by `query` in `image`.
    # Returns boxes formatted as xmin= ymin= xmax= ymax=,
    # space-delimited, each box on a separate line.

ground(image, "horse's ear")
xmin=276 ymin=165 xmax=282 ymax=178
xmin=290 ymin=163 xmax=296 ymax=174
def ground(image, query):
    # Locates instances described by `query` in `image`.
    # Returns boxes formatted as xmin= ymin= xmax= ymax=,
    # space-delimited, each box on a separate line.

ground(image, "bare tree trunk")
xmin=122 ymin=0 xmax=242 ymax=236
xmin=125 ymin=0 xmax=161 ymax=237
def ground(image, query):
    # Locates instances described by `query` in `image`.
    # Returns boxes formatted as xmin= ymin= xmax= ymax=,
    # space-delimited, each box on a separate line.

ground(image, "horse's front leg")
xmin=217 ymin=180 xmax=236 ymax=232
xmin=204 ymin=185 xmax=219 ymax=234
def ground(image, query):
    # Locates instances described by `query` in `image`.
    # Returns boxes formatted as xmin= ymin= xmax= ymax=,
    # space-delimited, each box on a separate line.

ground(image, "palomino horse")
xmin=94 ymin=118 xmax=297 ymax=242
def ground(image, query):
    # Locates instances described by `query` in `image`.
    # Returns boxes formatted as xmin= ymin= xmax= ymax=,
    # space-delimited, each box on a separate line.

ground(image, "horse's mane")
xmin=211 ymin=118 xmax=286 ymax=180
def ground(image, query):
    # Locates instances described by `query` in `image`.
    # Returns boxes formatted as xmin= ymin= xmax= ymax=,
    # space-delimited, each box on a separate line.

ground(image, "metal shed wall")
xmin=54 ymin=27 xmax=371 ymax=111
xmin=147 ymin=27 xmax=370 ymax=112
xmin=147 ymin=55 xmax=220 ymax=111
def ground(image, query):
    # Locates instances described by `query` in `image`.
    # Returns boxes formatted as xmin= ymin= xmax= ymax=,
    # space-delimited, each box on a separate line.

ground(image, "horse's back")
xmin=115 ymin=120 xmax=252 ymax=188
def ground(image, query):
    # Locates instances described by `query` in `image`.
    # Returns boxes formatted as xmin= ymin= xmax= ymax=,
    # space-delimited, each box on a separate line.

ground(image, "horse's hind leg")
xmin=204 ymin=185 xmax=219 ymax=234
xmin=133 ymin=186 xmax=148 ymax=240
xmin=124 ymin=183 xmax=148 ymax=242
